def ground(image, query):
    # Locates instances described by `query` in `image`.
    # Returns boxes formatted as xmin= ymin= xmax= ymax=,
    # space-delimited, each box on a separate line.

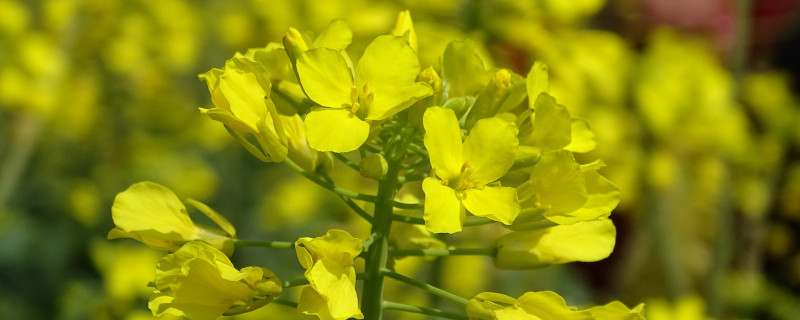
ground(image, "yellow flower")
xmin=149 ymin=242 xmax=281 ymax=320
xmin=494 ymin=219 xmax=616 ymax=269
xmin=200 ymin=54 xmax=288 ymax=162
xmin=296 ymin=34 xmax=433 ymax=152
xmin=295 ymin=229 xmax=364 ymax=320
xmin=108 ymin=181 xmax=237 ymax=256
xmin=422 ymin=106 xmax=520 ymax=233
xmin=466 ymin=291 xmax=593 ymax=319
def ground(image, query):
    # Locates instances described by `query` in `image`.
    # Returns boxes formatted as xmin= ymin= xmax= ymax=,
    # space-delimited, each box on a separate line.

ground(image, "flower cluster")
xmin=107 ymin=10 xmax=641 ymax=320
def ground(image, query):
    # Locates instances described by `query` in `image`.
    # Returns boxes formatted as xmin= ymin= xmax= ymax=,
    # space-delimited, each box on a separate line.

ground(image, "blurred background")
xmin=1 ymin=0 xmax=800 ymax=319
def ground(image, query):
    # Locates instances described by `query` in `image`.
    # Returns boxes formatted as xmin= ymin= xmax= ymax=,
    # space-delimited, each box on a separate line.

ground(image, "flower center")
xmin=441 ymin=161 xmax=484 ymax=191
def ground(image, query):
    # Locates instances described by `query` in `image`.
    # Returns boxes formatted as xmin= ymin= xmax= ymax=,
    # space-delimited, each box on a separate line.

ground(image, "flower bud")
xmin=360 ymin=153 xmax=388 ymax=179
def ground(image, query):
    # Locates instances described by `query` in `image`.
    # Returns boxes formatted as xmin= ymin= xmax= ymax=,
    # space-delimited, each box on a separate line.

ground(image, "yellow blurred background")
xmin=2 ymin=0 xmax=800 ymax=319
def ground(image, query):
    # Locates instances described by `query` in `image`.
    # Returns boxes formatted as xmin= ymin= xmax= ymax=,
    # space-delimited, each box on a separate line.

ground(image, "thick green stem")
xmin=360 ymin=159 xmax=401 ymax=320
xmin=381 ymin=269 xmax=470 ymax=306
xmin=382 ymin=301 xmax=469 ymax=320
xmin=390 ymin=247 xmax=497 ymax=257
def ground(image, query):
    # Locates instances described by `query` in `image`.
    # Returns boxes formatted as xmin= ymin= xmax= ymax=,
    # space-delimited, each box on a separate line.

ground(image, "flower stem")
xmin=381 ymin=269 xmax=470 ymax=306
xmin=233 ymin=239 xmax=294 ymax=249
xmin=271 ymin=298 xmax=299 ymax=309
xmin=382 ymin=301 xmax=468 ymax=320
xmin=283 ymin=157 xmax=419 ymax=212
xmin=282 ymin=277 xmax=309 ymax=288
xmin=360 ymin=158 xmax=401 ymax=320
xmin=390 ymin=247 xmax=497 ymax=257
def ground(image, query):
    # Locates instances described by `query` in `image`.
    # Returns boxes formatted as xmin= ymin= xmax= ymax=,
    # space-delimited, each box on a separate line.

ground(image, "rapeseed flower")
xmin=295 ymin=229 xmax=364 ymax=320
xmin=422 ymin=106 xmax=520 ymax=233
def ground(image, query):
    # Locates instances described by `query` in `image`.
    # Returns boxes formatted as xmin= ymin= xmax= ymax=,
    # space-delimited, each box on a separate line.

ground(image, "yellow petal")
xmin=527 ymin=93 xmax=571 ymax=152
xmin=526 ymin=61 xmax=549 ymax=110
xmin=518 ymin=291 xmax=593 ymax=320
xmin=586 ymin=301 xmax=645 ymax=320
xmin=463 ymin=117 xmax=519 ymax=183
xmin=111 ymin=181 xmax=195 ymax=239
xmin=462 ymin=186 xmax=519 ymax=225
xmin=530 ymin=150 xmax=588 ymax=217
xmin=304 ymin=108 xmax=369 ymax=152
xmin=549 ymin=170 xmax=619 ymax=225
xmin=564 ymin=119 xmax=596 ymax=153
xmin=355 ymin=35 xmax=420 ymax=92
xmin=305 ymin=259 xmax=362 ymax=320
xmin=296 ymin=48 xmax=354 ymax=108
xmin=423 ymin=107 xmax=464 ymax=180
xmin=313 ymin=19 xmax=353 ymax=50
xmin=219 ymin=67 xmax=268 ymax=133
xmin=366 ymin=82 xmax=432 ymax=121
xmin=422 ymin=177 xmax=465 ymax=234
xmin=495 ymin=219 xmax=616 ymax=269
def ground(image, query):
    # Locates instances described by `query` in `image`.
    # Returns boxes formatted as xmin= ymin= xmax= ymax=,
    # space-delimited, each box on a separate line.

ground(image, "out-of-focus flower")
xmin=149 ymin=242 xmax=281 ymax=320
xmin=422 ymin=106 xmax=520 ymax=233
xmin=297 ymin=34 xmax=432 ymax=152
xmin=495 ymin=219 xmax=616 ymax=269
xmin=108 ymin=181 xmax=236 ymax=256
xmin=295 ymin=229 xmax=364 ymax=320
xmin=586 ymin=301 xmax=646 ymax=320
xmin=466 ymin=291 xmax=592 ymax=319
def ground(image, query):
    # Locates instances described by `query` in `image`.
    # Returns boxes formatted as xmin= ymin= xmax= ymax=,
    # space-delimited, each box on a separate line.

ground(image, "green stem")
xmin=392 ymin=214 xmax=495 ymax=227
xmin=390 ymin=247 xmax=497 ymax=257
xmin=271 ymin=298 xmax=299 ymax=309
xmin=282 ymin=278 xmax=309 ymax=288
xmin=382 ymin=301 xmax=469 ymax=320
xmin=333 ymin=152 xmax=361 ymax=172
xmin=233 ymin=239 xmax=294 ymax=249
xmin=284 ymin=157 xmax=419 ymax=211
xmin=360 ymin=158 xmax=402 ymax=320
xmin=381 ymin=269 xmax=470 ymax=306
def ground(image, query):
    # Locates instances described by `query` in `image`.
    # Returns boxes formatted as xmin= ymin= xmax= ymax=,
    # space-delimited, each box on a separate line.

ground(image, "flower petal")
xmin=526 ymin=93 xmax=571 ymax=152
xmin=530 ymin=150 xmax=588 ymax=218
xmin=462 ymin=117 xmax=519 ymax=183
xmin=422 ymin=177 xmax=465 ymax=234
xmin=313 ymin=19 xmax=353 ymax=51
xmin=355 ymin=35 xmax=420 ymax=92
xmin=423 ymin=107 xmax=464 ymax=180
xmin=111 ymin=181 xmax=194 ymax=238
xmin=548 ymin=170 xmax=619 ymax=225
xmin=564 ymin=119 xmax=596 ymax=153
xmin=304 ymin=108 xmax=369 ymax=152
xmin=219 ymin=67 xmax=268 ymax=133
xmin=518 ymin=291 xmax=594 ymax=320
xmin=462 ymin=186 xmax=520 ymax=225
xmin=296 ymin=48 xmax=353 ymax=108
xmin=366 ymin=82 xmax=432 ymax=121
